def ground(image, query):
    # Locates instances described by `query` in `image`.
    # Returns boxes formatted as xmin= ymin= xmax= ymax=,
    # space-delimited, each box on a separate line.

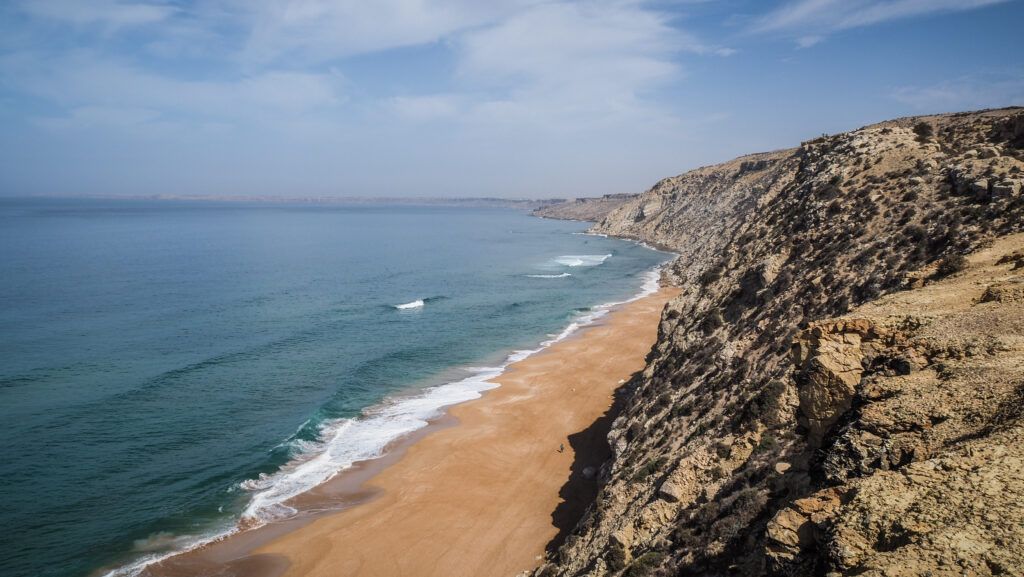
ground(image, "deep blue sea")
xmin=0 ymin=198 xmax=670 ymax=577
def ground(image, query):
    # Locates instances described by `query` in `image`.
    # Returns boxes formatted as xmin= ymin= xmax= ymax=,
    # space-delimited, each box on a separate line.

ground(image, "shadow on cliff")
xmin=544 ymin=372 xmax=635 ymax=557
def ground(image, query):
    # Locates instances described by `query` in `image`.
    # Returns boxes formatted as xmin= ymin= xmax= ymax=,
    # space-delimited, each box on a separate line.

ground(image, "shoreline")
xmin=136 ymin=283 xmax=680 ymax=577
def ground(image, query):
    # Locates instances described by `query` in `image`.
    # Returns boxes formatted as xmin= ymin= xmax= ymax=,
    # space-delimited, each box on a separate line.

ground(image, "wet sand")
xmin=144 ymin=286 xmax=679 ymax=577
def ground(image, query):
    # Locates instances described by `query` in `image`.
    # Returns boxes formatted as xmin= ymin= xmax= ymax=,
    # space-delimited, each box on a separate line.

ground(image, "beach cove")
xmin=144 ymin=285 xmax=680 ymax=577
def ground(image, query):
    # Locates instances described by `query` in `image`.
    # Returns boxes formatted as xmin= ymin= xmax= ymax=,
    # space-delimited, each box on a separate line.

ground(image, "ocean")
xmin=0 ymin=198 xmax=671 ymax=577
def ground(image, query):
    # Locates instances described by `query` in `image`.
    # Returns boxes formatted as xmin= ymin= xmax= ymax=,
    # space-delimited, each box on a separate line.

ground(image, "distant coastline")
xmin=16 ymin=194 xmax=559 ymax=211
xmin=4 ymin=193 xmax=644 ymax=220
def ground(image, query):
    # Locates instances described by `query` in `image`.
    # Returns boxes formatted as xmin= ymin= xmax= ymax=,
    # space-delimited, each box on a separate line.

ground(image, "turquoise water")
xmin=0 ymin=198 xmax=670 ymax=577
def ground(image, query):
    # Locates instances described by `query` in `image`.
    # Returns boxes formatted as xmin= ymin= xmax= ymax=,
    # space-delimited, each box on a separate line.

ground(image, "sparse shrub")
xmin=746 ymin=379 xmax=786 ymax=425
xmin=913 ymin=121 xmax=934 ymax=143
xmin=935 ymin=254 xmax=968 ymax=278
xmin=701 ymin=308 xmax=724 ymax=333
xmin=755 ymin=433 xmax=778 ymax=453
xmin=607 ymin=544 xmax=628 ymax=571
xmin=629 ymin=421 xmax=643 ymax=441
xmin=715 ymin=441 xmax=732 ymax=459
xmin=624 ymin=552 xmax=663 ymax=577
xmin=691 ymin=501 xmax=721 ymax=525
xmin=700 ymin=262 xmax=726 ymax=285
xmin=837 ymin=295 xmax=851 ymax=314
xmin=732 ymin=487 xmax=761 ymax=514
xmin=774 ymin=269 xmax=794 ymax=290
xmin=905 ymin=224 xmax=927 ymax=243
xmin=632 ymin=457 xmax=668 ymax=483
xmin=673 ymin=525 xmax=698 ymax=547
xmin=672 ymin=400 xmax=694 ymax=419
xmin=732 ymin=356 xmax=750 ymax=376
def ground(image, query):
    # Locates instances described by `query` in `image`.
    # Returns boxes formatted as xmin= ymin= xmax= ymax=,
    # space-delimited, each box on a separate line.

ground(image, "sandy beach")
xmin=141 ymin=285 xmax=680 ymax=577
xmin=255 ymin=286 xmax=679 ymax=577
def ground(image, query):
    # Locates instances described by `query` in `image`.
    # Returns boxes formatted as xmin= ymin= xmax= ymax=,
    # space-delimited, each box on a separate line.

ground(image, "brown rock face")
xmin=533 ymin=108 xmax=1024 ymax=577
xmin=792 ymin=320 xmax=881 ymax=446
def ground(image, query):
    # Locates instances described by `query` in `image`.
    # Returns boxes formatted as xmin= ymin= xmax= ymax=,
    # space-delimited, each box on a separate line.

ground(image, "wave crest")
xmin=554 ymin=254 xmax=612 ymax=267
xmin=526 ymin=273 xmax=572 ymax=279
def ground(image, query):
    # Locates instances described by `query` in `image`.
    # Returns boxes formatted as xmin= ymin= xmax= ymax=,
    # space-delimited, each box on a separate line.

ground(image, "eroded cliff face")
xmin=534 ymin=108 xmax=1024 ymax=577
xmin=533 ymin=194 xmax=639 ymax=222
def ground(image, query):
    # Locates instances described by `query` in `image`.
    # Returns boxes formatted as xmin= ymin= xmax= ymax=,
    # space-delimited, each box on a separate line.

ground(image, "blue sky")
xmin=0 ymin=0 xmax=1022 ymax=198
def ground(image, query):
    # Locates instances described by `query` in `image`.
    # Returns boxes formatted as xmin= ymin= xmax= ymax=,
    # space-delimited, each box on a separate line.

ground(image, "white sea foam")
xmin=394 ymin=299 xmax=424 ymax=309
xmin=554 ymin=254 xmax=612 ymax=267
xmin=526 ymin=273 xmax=572 ymax=278
xmin=100 ymin=528 xmax=238 ymax=577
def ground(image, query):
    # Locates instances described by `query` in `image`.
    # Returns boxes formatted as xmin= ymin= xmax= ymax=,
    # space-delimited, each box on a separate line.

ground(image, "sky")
xmin=0 ymin=0 xmax=1022 ymax=199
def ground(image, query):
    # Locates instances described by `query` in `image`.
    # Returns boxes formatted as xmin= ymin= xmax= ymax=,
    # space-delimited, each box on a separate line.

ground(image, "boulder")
xmin=970 ymin=179 xmax=990 ymax=201
xmin=992 ymin=180 xmax=1021 ymax=198
xmin=947 ymin=165 xmax=971 ymax=195
xmin=978 ymin=146 xmax=1001 ymax=159
xmin=658 ymin=480 xmax=685 ymax=502
xmin=792 ymin=320 xmax=879 ymax=446
xmin=766 ymin=487 xmax=849 ymax=569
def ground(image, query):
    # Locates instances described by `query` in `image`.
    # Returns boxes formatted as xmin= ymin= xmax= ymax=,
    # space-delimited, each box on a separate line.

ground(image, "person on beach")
xmin=558 ymin=443 xmax=565 ymax=453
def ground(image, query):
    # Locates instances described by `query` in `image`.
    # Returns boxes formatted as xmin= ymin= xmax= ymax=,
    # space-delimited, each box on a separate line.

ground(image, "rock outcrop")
xmin=533 ymin=194 xmax=639 ymax=222
xmin=533 ymin=108 xmax=1024 ymax=577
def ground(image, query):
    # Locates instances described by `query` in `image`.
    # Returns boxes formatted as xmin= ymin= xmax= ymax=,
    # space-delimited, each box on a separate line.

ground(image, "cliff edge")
xmin=534 ymin=108 xmax=1024 ymax=577
xmin=533 ymin=194 xmax=639 ymax=222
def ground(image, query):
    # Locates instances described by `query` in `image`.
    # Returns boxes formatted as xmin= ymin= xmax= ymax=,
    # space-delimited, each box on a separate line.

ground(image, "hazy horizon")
xmin=1 ymin=0 xmax=1022 ymax=199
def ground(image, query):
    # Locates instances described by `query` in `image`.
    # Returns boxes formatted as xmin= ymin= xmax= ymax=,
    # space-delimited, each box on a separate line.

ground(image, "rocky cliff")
xmin=533 ymin=194 xmax=639 ymax=222
xmin=534 ymin=108 xmax=1024 ymax=577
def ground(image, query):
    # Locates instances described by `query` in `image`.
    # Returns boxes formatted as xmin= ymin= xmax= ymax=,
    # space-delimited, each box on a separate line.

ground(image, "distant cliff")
xmin=534 ymin=108 xmax=1024 ymax=576
xmin=533 ymin=193 xmax=638 ymax=222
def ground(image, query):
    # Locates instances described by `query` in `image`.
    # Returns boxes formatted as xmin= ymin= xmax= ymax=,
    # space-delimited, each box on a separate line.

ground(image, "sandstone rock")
xmin=766 ymin=507 xmax=811 ymax=555
xmin=992 ymin=179 xmax=1021 ymax=198
xmin=658 ymin=479 xmax=685 ymax=502
xmin=909 ymin=176 xmax=924 ymax=185
xmin=792 ymin=320 xmax=880 ymax=446
xmin=978 ymin=146 xmax=1001 ymax=159
xmin=947 ymin=164 xmax=972 ymax=195
xmin=979 ymin=280 xmax=1024 ymax=304
xmin=964 ymin=149 xmax=979 ymax=159
xmin=970 ymin=179 xmax=990 ymax=200
xmin=766 ymin=487 xmax=849 ymax=570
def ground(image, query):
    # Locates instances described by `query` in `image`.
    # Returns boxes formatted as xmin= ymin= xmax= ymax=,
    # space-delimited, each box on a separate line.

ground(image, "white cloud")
xmin=18 ymin=0 xmax=176 ymax=28
xmin=1 ymin=52 xmax=345 ymax=125
xmin=236 ymin=0 xmax=542 ymax=65
xmin=796 ymin=35 xmax=822 ymax=48
xmin=892 ymin=72 xmax=1024 ymax=111
xmin=754 ymin=0 xmax=1011 ymax=38
xmin=450 ymin=1 xmax=693 ymax=129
